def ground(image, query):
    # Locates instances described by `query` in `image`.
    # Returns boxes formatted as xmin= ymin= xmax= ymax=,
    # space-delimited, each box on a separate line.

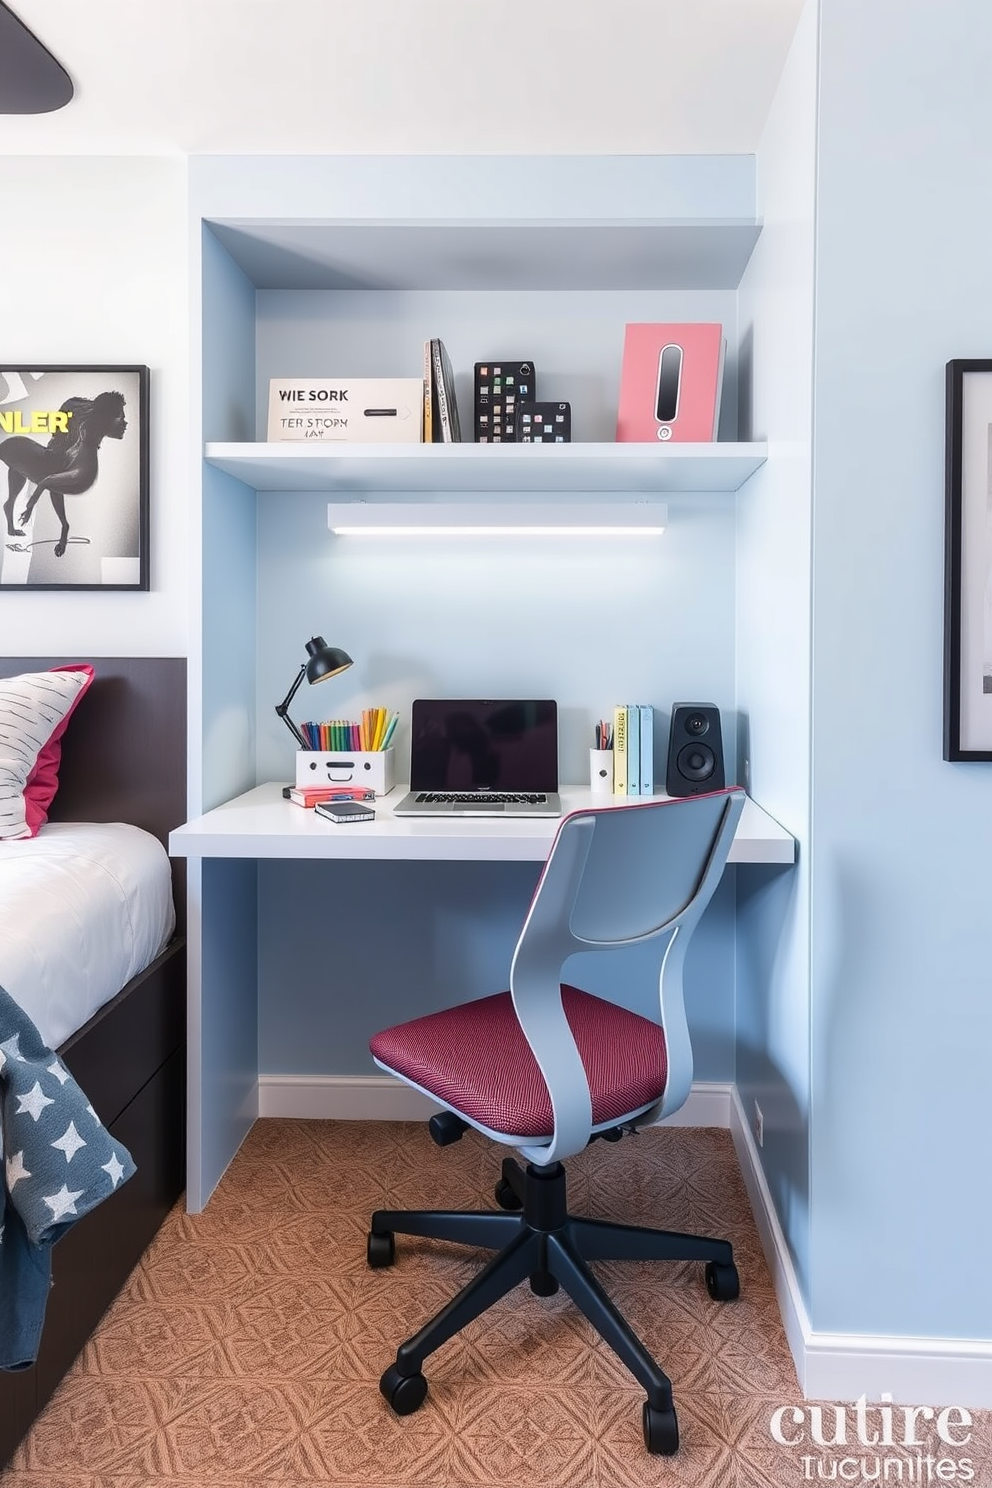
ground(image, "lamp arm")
xmin=275 ymin=664 xmax=308 ymax=749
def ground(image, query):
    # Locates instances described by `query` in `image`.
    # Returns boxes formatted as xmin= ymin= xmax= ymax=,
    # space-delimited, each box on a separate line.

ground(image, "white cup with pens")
xmin=590 ymin=719 xmax=614 ymax=795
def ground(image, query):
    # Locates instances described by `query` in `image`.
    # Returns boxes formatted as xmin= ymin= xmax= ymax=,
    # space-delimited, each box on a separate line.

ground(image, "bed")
xmin=0 ymin=656 xmax=187 ymax=1468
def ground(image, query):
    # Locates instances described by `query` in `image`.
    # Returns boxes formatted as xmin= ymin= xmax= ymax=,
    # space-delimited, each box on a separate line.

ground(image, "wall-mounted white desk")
xmin=171 ymin=781 xmax=796 ymax=864
xmin=170 ymin=784 xmax=795 ymax=1210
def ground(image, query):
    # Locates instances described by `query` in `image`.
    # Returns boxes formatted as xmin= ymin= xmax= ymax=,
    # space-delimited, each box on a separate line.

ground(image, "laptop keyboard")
xmin=415 ymin=792 xmax=549 ymax=805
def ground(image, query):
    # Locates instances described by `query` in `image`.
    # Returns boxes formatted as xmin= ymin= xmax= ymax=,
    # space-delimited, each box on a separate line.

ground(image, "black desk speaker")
xmin=666 ymin=704 xmax=726 ymax=796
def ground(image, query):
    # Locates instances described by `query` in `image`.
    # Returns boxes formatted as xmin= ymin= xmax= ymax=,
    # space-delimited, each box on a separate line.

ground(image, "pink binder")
xmin=616 ymin=323 xmax=726 ymax=443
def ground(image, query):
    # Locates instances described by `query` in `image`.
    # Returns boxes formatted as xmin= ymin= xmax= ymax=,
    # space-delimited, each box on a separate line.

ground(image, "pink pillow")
xmin=0 ymin=665 xmax=94 ymax=839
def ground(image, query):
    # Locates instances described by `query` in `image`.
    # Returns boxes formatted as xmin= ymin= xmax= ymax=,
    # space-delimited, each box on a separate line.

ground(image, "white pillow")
xmin=0 ymin=667 xmax=94 ymax=841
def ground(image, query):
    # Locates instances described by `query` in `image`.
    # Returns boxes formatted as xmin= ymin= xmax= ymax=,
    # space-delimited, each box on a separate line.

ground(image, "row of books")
xmin=613 ymin=703 xmax=654 ymax=796
xmin=299 ymin=709 xmax=397 ymax=752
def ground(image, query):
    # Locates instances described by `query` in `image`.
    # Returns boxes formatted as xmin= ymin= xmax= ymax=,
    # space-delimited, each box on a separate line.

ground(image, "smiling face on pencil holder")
xmin=296 ymin=749 xmax=397 ymax=796
xmin=326 ymin=759 xmax=373 ymax=784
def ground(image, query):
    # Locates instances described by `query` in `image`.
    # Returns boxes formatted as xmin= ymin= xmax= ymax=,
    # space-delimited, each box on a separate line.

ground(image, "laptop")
xmin=391 ymin=699 xmax=562 ymax=817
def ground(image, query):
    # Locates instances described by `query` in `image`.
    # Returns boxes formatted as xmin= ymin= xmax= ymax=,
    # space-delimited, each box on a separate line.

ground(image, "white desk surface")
xmin=170 ymin=782 xmax=795 ymax=865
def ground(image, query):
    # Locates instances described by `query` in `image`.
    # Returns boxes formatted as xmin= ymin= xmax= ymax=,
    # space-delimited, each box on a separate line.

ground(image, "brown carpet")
xmin=4 ymin=1120 xmax=991 ymax=1487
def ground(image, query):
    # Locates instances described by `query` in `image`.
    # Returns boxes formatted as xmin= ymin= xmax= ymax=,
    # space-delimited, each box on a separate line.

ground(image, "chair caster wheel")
xmin=643 ymin=1401 xmax=679 ymax=1455
xmin=367 ymin=1230 xmax=395 ymax=1268
xmin=705 ymin=1259 xmax=740 ymax=1300
xmin=494 ymin=1177 xmax=523 ymax=1210
xmin=380 ymin=1363 xmax=428 ymax=1416
xmin=529 ymin=1269 xmax=559 ymax=1296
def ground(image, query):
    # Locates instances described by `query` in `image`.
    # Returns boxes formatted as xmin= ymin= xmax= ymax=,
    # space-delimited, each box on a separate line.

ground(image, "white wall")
xmin=0 ymin=156 xmax=189 ymax=657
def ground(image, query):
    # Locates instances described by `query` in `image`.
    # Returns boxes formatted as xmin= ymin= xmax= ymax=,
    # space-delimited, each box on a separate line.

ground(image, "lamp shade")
xmin=275 ymin=636 xmax=354 ymax=749
xmin=304 ymin=636 xmax=353 ymax=683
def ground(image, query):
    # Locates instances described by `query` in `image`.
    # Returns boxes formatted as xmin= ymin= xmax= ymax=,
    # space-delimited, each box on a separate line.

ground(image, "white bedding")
xmin=0 ymin=821 xmax=176 ymax=1050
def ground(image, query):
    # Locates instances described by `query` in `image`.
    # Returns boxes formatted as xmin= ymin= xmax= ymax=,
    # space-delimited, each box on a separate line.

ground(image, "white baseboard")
xmin=258 ymin=1073 xmax=444 ymax=1122
xmin=729 ymin=1086 xmax=992 ymax=1407
xmin=257 ymin=1074 xmax=735 ymax=1127
xmin=255 ymin=1071 xmax=737 ymax=1124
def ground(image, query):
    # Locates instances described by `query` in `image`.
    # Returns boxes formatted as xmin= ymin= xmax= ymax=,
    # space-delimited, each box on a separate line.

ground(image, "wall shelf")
xmin=207 ymin=220 xmax=763 ymax=292
xmin=204 ymin=440 xmax=767 ymax=495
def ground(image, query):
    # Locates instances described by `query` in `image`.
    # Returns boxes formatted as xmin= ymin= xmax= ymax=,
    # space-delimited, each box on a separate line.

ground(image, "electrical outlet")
xmin=754 ymin=1100 xmax=764 ymax=1147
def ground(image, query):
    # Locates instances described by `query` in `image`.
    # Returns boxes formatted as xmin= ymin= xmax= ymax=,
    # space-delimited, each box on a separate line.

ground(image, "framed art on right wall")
xmin=944 ymin=358 xmax=992 ymax=760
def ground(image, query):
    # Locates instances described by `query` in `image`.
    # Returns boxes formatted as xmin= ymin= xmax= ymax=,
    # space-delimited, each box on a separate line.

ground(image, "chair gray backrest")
xmin=568 ymin=792 xmax=739 ymax=945
xmin=509 ymin=789 xmax=745 ymax=1165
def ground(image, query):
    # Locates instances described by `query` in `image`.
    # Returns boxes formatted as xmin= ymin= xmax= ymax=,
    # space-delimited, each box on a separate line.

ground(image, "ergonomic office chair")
xmin=367 ymin=787 xmax=746 ymax=1456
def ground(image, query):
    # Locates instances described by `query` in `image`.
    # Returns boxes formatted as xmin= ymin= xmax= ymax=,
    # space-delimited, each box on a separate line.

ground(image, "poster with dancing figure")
xmin=0 ymin=365 xmax=148 ymax=590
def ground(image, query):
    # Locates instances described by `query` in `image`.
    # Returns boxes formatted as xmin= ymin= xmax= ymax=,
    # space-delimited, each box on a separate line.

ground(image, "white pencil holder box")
xmin=296 ymin=749 xmax=396 ymax=796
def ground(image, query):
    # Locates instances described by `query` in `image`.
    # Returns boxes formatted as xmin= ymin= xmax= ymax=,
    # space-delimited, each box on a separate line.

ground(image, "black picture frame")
xmin=0 ymin=364 xmax=149 ymax=591
xmin=944 ymin=359 xmax=992 ymax=760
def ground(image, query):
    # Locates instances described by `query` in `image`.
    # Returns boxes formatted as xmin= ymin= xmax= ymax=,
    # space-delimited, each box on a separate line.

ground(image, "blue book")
xmin=638 ymin=704 xmax=654 ymax=795
xmin=626 ymin=705 xmax=639 ymax=796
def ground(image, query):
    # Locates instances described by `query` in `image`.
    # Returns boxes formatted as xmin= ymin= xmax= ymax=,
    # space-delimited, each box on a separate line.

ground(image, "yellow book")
xmin=613 ymin=704 xmax=628 ymax=796
xmin=423 ymin=338 xmax=434 ymax=443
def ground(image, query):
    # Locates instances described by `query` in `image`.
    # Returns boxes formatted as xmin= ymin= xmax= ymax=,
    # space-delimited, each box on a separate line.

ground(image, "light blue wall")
xmin=199 ymin=224 xmax=258 ymax=812
xmin=736 ymin=1 xmax=817 ymax=1299
xmin=253 ymin=475 xmax=740 ymax=1073
xmin=186 ymin=156 xmax=754 ymax=1081
xmin=258 ymin=861 xmax=738 ymax=1081
xmin=808 ymin=0 xmax=992 ymax=1339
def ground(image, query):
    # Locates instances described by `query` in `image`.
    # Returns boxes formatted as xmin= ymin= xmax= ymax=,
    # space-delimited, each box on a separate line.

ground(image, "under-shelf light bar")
xmin=327 ymin=502 xmax=667 ymax=537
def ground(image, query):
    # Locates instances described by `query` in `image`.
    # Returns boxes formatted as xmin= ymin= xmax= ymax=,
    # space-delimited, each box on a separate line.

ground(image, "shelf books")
xmin=613 ymin=704 xmax=628 ymax=796
xmin=638 ymin=704 xmax=654 ymax=795
xmin=422 ymin=338 xmax=435 ymax=443
xmin=612 ymin=704 xmax=654 ymax=796
xmin=430 ymin=338 xmax=462 ymax=442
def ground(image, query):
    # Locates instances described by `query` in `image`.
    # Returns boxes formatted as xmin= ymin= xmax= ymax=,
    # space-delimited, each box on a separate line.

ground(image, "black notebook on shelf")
xmin=392 ymin=699 xmax=562 ymax=817
xmin=430 ymin=338 xmax=462 ymax=442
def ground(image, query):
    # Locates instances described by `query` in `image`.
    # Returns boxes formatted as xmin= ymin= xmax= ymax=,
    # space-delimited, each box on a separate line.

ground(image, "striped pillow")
xmin=0 ymin=666 xmax=94 ymax=840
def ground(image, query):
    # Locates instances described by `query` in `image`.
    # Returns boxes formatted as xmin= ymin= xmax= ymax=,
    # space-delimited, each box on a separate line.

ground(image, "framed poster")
xmin=0 ymin=365 xmax=148 ymax=590
xmin=943 ymin=359 xmax=992 ymax=759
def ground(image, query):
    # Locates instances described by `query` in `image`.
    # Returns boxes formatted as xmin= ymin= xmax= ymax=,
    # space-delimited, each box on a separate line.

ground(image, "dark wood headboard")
xmin=0 ymin=656 xmax=187 ymax=926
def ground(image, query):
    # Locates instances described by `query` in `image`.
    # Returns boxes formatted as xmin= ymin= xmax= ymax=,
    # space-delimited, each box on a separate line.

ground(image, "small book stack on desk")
xmin=613 ymin=703 xmax=654 ymax=797
xmin=288 ymin=784 xmax=376 ymax=809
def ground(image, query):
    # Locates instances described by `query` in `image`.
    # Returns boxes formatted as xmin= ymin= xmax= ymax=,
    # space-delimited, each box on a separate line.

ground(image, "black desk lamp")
xmin=275 ymin=636 xmax=353 ymax=749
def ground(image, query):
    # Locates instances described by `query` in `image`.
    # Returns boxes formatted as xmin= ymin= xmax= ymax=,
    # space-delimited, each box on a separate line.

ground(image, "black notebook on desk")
xmin=392 ymin=699 xmax=562 ymax=817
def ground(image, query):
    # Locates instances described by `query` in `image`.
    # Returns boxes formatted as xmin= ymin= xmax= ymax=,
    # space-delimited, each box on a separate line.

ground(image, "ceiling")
xmin=0 ymin=0 xmax=804 ymax=156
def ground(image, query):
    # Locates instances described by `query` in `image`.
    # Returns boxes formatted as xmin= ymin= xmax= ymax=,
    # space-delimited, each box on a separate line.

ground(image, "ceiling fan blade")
xmin=0 ymin=1 xmax=73 ymax=113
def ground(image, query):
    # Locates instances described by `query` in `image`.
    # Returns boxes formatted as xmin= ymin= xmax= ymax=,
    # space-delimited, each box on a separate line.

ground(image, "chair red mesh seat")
xmin=370 ymin=984 xmax=668 ymax=1138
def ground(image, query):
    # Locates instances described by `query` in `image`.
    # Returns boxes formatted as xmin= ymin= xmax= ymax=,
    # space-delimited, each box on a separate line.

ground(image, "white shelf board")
xmin=207 ymin=220 xmax=762 ymax=292
xmin=171 ymin=782 xmax=796 ymax=866
xmin=204 ymin=441 xmax=767 ymax=496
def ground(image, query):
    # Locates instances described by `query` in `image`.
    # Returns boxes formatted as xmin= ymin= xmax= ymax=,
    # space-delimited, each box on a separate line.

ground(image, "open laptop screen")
xmin=409 ymin=700 xmax=559 ymax=793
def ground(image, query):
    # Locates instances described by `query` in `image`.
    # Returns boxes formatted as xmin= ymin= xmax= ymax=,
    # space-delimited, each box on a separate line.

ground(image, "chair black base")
xmin=368 ymin=1153 xmax=739 ymax=1455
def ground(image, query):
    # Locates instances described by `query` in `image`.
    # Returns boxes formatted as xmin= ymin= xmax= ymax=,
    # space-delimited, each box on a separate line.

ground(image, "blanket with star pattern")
xmin=0 ymin=985 xmax=135 ymax=1370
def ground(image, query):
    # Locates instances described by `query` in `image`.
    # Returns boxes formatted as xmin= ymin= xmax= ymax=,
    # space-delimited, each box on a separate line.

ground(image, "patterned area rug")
xmin=4 ymin=1120 xmax=991 ymax=1487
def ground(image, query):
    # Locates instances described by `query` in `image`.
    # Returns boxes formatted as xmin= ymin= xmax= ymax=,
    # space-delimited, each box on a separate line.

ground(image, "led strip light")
xmin=326 ymin=503 xmax=667 ymax=537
